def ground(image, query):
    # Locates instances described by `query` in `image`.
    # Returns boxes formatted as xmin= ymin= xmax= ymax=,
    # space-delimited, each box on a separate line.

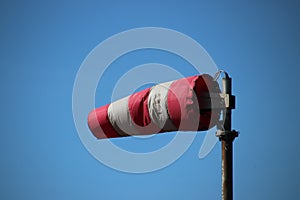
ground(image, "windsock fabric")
xmin=88 ymin=74 xmax=222 ymax=139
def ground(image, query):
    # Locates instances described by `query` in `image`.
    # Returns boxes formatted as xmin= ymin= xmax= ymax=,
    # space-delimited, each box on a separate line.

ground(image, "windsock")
xmin=88 ymin=74 xmax=223 ymax=139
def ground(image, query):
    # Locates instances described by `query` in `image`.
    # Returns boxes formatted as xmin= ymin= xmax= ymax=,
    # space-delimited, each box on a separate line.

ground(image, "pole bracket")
xmin=216 ymin=130 xmax=239 ymax=141
xmin=220 ymin=94 xmax=235 ymax=109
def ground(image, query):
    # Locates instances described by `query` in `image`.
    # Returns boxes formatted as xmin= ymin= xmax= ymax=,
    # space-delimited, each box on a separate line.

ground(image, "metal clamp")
xmin=220 ymin=94 xmax=235 ymax=109
xmin=216 ymin=130 xmax=239 ymax=141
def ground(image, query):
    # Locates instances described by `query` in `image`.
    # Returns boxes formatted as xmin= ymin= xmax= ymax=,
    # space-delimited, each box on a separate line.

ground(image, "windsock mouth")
xmin=87 ymin=110 xmax=99 ymax=137
xmin=87 ymin=105 xmax=120 ymax=139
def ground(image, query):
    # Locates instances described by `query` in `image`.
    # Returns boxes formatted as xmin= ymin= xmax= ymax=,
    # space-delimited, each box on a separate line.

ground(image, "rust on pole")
xmin=216 ymin=72 xmax=238 ymax=200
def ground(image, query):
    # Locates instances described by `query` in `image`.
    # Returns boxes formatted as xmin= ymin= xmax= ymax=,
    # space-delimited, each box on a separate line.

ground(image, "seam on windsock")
xmin=128 ymin=88 xmax=162 ymax=135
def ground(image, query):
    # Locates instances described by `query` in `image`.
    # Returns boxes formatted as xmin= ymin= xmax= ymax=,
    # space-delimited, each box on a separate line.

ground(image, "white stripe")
xmin=108 ymin=96 xmax=139 ymax=136
xmin=148 ymin=80 xmax=177 ymax=131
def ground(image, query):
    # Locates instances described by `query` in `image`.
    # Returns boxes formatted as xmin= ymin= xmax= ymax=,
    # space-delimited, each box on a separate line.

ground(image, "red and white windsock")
xmin=88 ymin=74 xmax=222 ymax=139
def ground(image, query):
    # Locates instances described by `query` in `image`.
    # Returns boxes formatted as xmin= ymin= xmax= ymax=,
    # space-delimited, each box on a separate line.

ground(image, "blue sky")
xmin=1 ymin=0 xmax=300 ymax=199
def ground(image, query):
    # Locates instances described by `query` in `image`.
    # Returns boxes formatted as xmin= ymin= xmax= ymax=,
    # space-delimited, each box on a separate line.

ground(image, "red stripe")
xmin=128 ymin=88 xmax=161 ymax=134
xmin=167 ymin=76 xmax=199 ymax=131
xmin=167 ymin=74 xmax=221 ymax=131
xmin=128 ymin=88 xmax=151 ymax=126
xmin=87 ymin=104 xmax=120 ymax=139
xmin=196 ymin=74 xmax=221 ymax=130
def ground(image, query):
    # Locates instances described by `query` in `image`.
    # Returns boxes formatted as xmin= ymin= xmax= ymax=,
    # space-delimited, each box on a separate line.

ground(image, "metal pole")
xmin=216 ymin=73 xmax=238 ymax=200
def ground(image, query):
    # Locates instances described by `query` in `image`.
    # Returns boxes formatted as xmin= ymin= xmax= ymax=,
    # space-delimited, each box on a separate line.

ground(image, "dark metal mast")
xmin=216 ymin=72 xmax=238 ymax=200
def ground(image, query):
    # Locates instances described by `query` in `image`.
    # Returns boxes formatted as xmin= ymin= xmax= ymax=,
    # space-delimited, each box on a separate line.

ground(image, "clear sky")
xmin=1 ymin=0 xmax=300 ymax=199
